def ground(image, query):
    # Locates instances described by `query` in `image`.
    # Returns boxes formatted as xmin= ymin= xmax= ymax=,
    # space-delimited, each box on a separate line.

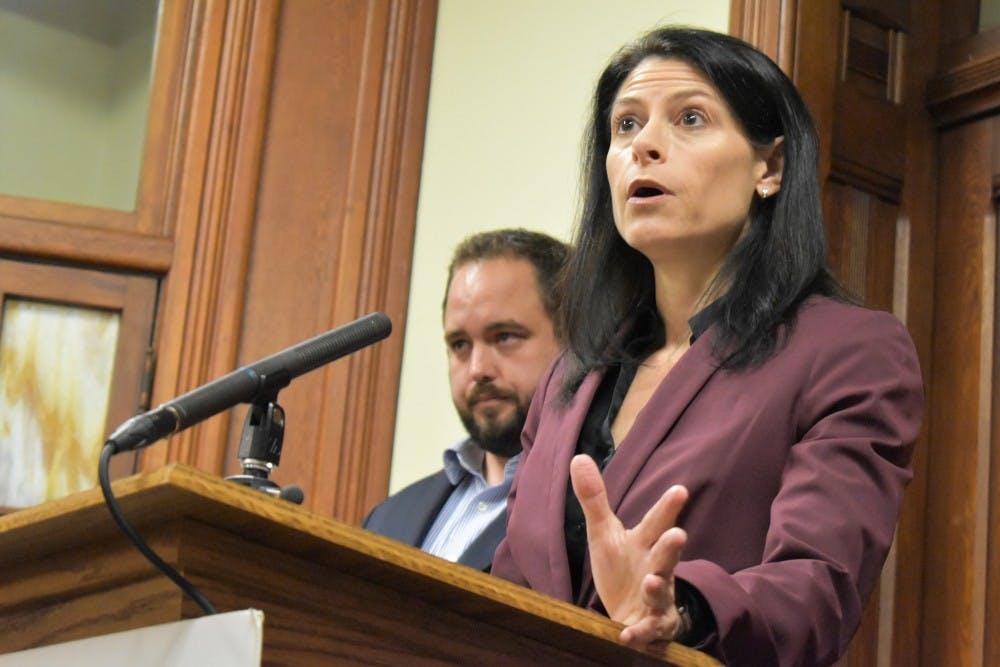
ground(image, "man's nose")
xmin=468 ymin=344 xmax=498 ymax=382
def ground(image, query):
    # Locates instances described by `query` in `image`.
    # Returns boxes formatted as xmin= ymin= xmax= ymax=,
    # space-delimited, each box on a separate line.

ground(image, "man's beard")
xmin=457 ymin=384 xmax=529 ymax=458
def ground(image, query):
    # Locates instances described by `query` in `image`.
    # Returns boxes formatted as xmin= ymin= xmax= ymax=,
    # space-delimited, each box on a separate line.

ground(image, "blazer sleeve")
xmin=674 ymin=310 xmax=923 ymax=667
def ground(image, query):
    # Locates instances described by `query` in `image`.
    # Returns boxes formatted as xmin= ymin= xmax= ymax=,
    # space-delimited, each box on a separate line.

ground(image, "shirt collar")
xmin=623 ymin=299 xmax=722 ymax=361
xmin=442 ymin=438 xmax=520 ymax=486
xmin=688 ymin=298 xmax=723 ymax=342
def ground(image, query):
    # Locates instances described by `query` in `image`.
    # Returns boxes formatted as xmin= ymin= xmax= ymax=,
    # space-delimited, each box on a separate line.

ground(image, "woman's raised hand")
xmin=569 ymin=454 xmax=689 ymax=648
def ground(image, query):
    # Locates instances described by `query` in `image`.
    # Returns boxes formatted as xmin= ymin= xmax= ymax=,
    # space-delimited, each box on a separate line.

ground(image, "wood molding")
xmin=0 ymin=216 xmax=174 ymax=272
xmin=142 ymin=0 xmax=281 ymax=473
xmin=0 ymin=464 xmax=720 ymax=666
xmin=829 ymin=155 xmax=904 ymax=204
xmin=138 ymin=0 xmax=437 ymax=522
xmin=0 ymin=195 xmax=135 ymax=231
xmin=928 ymin=29 xmax=1000 ymax=128
xmin=314 ymin=0 xmax=438 ymax=522
xmin=923 ymin=117 xmax=993 ymax=667
xmin=729 ymin=0 xmax=797 ymax=72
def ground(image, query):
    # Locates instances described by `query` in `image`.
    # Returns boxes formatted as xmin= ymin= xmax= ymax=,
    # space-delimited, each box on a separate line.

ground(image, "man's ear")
xmin=755 ymin=136 xmax=784 ymax=199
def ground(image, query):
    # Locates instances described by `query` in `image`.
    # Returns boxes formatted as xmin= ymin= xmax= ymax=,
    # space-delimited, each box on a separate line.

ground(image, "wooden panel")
xmin=832 ymin=9 xmax=906 ymax=203
xmin=0 ymin=215 xmax=174 ymax=272
xmin=923 ymin=117 xmax=994 ymax=667
xmin=928 ymin=29 xmax=1000 ymax=128
xmin=141 ymin=0 xmax=436 ymax=524
xmin=140 ymin=0 xmax=282 ymax=476
xmin=0 ymin=465 xmax=720 ymax=666
xmin=986 ymin=118 xmax=1000 ymax=667
xmin=735 ymin=2 xmax=942 ymax=665
xmin=842 ymin=0 xmax=910 ymax=29
xmin=0 ymin=259 xmax=158 ymax=493
xmin=823 ymin=181 xmax=897 ymax=309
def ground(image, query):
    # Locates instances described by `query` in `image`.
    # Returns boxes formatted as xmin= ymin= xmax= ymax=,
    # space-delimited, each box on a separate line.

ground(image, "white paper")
xmin=0 ymin=608 xmax=264 ymax=667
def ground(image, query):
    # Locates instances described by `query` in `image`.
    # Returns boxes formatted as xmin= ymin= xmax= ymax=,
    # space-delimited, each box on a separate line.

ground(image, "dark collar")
xmin=622 ymin=299 xmax=723 ymax=362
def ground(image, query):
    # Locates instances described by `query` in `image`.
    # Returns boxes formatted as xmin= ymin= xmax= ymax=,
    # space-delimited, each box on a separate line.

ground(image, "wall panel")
xmin=140 ymin=0 xmax=436 ymax=523
xmin=733 ymin=1 xmax=940 ymax=664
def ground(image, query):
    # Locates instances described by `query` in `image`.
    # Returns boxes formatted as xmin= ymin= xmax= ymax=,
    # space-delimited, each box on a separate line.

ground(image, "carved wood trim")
xmin=135 ymin=0 xmax=204 ymax=237
xmin=923 ymin=118 xmax=993 ymax=667
xmin=0 ymin=195 xmax=134 ymax=231
xmin=0 ymin=217 xmax=174 ymax=272
xmin=829 ymin=154 xmax=904 ymax=203
xmin=928 ymin=29 xmax=1000 ymax=127
xmin=142 ymin=0 xmax=281 ymax=473
xmin=311 ymin=0 xmax=438 ymax=522
xmin=729 ymin=0 xmax=798 ymax=71
xmin=139 ymin=0 xmax=437 ymax=524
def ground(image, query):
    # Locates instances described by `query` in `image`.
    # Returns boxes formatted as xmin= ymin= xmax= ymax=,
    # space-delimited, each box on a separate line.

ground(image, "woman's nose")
xmin=632 ymin=123 xmax=666 ymax=163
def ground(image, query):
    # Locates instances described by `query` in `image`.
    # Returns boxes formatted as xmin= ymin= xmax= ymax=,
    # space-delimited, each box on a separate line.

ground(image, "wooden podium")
xmin=0 ymin=465 xmax=719 ymax=666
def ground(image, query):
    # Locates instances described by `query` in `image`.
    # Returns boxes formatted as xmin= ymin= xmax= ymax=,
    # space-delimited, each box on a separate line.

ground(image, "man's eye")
xmin=449 ymin=340 xmax=468 ymax=352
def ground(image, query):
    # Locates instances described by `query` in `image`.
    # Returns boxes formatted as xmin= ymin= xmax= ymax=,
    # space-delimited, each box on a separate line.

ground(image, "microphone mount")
xmin=224 ymin=392 xmax=304 ymax=504
xmin=97 ymin=311 xmax=391 ymax=617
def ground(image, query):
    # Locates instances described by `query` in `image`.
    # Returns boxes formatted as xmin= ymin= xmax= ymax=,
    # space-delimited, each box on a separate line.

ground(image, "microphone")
xmin=106 ymin=311 xmax=392 ymax=453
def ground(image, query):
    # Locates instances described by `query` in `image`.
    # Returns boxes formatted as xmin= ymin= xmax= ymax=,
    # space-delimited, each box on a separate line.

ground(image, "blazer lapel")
xmin=509 ymin=366 xmax=604 ymax=601
xmin=577 ymin=334 xmax=723 ymax=602
xmin=390 ymin=471 xmax=454 ymax=547
xmin=603 ymin=333 xmax=722 ymax=510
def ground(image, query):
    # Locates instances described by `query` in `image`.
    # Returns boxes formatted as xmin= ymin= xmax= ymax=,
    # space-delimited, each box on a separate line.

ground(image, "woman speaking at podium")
xmin=491 ymin=26 xmax=923 ymax=667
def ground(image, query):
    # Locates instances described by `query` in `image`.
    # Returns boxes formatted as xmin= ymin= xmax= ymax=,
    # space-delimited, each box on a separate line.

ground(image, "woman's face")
xmin=605 ymin=57 xmax=780 ymax=268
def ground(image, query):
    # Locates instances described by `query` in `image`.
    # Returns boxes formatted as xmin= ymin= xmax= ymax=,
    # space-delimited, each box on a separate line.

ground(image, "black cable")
xmin=98 ymin=443 xmax=217 ymax=615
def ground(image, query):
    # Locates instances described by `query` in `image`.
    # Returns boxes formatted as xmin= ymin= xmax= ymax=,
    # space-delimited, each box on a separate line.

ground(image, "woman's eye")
xmin=680 ymin=110 xmax=704 ymax=126
xmin=615 ymin=117 xmax=637 ymax=134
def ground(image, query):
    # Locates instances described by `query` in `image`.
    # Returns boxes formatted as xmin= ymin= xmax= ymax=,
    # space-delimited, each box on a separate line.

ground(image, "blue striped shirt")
xmin=420 ymin=439 xmax=519 ymax=562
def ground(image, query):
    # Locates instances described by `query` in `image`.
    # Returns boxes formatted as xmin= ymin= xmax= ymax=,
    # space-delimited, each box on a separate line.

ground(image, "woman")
xmin=490 ymin=27 xmax=923 ymax=667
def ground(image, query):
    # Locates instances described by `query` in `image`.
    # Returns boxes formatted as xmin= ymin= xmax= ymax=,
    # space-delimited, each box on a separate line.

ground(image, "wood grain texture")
xmin=137 ymin=0 xmax=436 ymax=526
xmin=734 ymin=2 xmax=941 ymax=665
xmin=0 ymin=216 xmax=174 ymax=272
xmin=0 ymin=465 xmax=720 ymax=666
xmin=928 ymin=44 xmax=1000 ymax=128
xmin=923 ymin=118 xmax=993 ymax=667
xmin=141 ymin=0 xmax=282 ymax=477
xmin=0 ymin=0 xmax=198 ymax=262
xmin=990 ymin=121 xmax=1000 ymax=659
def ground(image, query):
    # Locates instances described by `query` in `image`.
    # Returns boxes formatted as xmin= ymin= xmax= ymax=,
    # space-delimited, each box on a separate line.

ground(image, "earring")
xmin=760 ymin=186 xmax=769 ymax=198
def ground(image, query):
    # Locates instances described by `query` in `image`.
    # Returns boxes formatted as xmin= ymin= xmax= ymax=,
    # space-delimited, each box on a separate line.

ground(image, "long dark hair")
xmin=560 ymin=26 xmax=844 ymax=395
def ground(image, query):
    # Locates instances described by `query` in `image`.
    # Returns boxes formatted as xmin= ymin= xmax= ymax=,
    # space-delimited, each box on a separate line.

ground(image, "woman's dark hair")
xmin=560 ymin=26 xmax=844 ymax=395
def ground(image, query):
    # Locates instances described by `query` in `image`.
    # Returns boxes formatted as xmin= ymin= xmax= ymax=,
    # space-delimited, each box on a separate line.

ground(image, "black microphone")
xmin=106 ymin=311 xmax=392 ymax=453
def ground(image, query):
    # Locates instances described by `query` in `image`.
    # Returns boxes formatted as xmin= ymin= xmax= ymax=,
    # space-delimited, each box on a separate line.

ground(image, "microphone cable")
xmin=98 ymin=443 xmax=217 ymax=615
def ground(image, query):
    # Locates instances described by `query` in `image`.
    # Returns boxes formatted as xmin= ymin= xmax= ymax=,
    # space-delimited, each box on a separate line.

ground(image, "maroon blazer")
xmin=492 ymin=297 xmax=923 ymax=667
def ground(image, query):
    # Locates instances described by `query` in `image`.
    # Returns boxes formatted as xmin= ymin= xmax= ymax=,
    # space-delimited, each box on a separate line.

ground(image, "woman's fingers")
xmin=647 ymin=526 xmax=687 ymax=579
xmin=570 ymin=454 xmax=617 ymax=534
xmin=635 ymin=484 xmax=689 ymax=549
xmin=619 ymin=608 xmax=675 ymax=647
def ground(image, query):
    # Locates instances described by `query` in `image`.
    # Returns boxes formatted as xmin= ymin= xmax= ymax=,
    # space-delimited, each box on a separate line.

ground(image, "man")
xmin=363 ymin=228 xmax=569 ymax=570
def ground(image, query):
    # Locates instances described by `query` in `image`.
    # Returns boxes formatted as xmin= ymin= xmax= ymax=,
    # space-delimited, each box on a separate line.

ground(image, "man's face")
xmin=444 ymin=257 xmax=561 ymax=457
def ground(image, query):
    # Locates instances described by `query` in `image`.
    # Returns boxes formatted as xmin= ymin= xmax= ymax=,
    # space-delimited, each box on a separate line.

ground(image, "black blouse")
xmin=562 ymin=306 xmax=719 ymax=645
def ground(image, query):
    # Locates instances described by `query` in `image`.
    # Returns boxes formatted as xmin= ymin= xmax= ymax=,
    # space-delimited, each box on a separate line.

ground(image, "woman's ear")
xmin=756 ymin=136 xmax=784 ymax=199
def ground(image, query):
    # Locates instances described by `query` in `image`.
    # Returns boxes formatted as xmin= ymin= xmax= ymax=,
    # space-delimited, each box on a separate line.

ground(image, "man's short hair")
xmin=443 ymin=228 xmax=571 ymax=339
